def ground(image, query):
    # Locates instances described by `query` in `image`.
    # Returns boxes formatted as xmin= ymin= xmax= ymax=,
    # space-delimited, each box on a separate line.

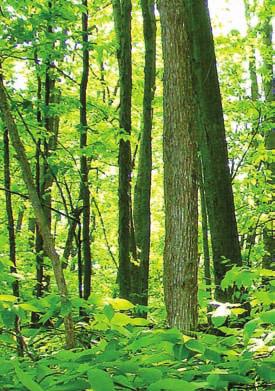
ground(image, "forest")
xmin=0 ymin=0 xmax=274 ymax=389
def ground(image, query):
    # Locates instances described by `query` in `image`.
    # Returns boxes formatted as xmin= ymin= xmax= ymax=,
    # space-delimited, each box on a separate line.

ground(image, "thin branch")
xmin=92 ymin=196 xmax=118 ymax=268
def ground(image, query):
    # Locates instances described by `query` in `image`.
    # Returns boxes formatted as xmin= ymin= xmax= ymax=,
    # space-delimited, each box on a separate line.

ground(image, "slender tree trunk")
xmin=0 ymin=78 xmax=75 ymax=349
xmin=15 ymin=206 xmax=25 ymax=233
xmin=244 ymin=0 xmax=259 ymax=101
xmin=3 ymin=128 xmax=24 ymax=357
xmin=131 ymin=0 xmax=156 ymax=309
xmin=187 ymin=0 xmax=242 ymax=302
xmin=243 ymin=0 xmax=259 ymax=261
xmin=79 ymin=0 xmax=92 ymax=301
xmin=260 ymin=0 xmax=274 ymax=271
xmin=199 ymin=158 xmax=211 ymax=291
xmin=158 ymin=0 xmax=198 ymax=332
xmin=112 ymin=0 xmax=133 ymax=300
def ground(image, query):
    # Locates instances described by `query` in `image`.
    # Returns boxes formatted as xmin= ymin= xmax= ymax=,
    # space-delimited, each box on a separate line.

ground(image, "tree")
xmin=79 ymin=0 xmax=92 ymax=300
xmin=260 ymin=0 xmax=274 ymax=271
xmin=131 ymin=0 xmax=156 ymax=309
xmin=112 ymin=0 xmax=133 ymax=300
xmin=187 ymin=0 xmax=242 ymax=301
xmin=3 ymin=127 xmax=24 ymax=356
xmin=158 ymin=0 xmax=198 ymax=332
xmin=0 ymin=77 xmax=75 ymax=349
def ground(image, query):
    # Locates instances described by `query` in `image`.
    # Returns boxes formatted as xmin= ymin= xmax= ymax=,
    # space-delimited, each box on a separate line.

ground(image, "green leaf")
xmin=103 ymin=304 xmax=115 ymax=321
xmin=256 ymin=363 xmax=275 ymax=382
xmin=88 ymin=369 xmax=115 ymax=391
xmin=207 ymin=374 xmax=228 ymax=390
xmin=243 ymin=318 xmax=260 ymax=343
xmin=212 ymin=316 xmax=227 ymax=327
xmin=223 ymin=374 xmax=252 ymax=385
xmin=111 ymin=312 xmax=132 ymax=326
xmin=260 ymin=309 xmax=275 ymax=324
xmin=107 ymin=298 xmax=134 ymax=310
xmin=148 ymin=378 xmax=199 ymax=391
xmin=0 ymin=294 xmax=17 ymax=302
xmin=173 ymin=343 xmax=191 ymax=360
xmin=14 ymin=363 xmax=44 ymax=391
xmin=131 ymin=317 xmax=149 ymax=326
xmin=138 ymin=368 xmax=163 ymax=384
xmin=185 ymin=339 xmax=205 ymax=353
xmin=19 ymin=303 xmax=41 ymax=312
xmin=203 ymin=348 xmax=222 ymax=363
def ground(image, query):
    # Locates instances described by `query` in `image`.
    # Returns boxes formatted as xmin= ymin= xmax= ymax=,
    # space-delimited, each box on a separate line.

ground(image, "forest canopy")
xmin=0 ymin=0 xmax=274 ymax=390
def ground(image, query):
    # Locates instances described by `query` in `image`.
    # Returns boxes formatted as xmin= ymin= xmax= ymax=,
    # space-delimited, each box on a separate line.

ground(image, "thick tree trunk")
xmin=132 ymin=0 xmax=156 ymax=309
xmin=159 ymin=0 xmax=198 ymax=332
xmin=112 ymin=0 xmax=133 ymax=300
xmin=3 ymin=128 xmax=24 ymax=357
xmin=0 ymin=79 xmax=75 ymax=349
xmin=187 ymin=0 xmax=242 ymax=302
xmin=79 ymin=0 xmax=92 ymax=301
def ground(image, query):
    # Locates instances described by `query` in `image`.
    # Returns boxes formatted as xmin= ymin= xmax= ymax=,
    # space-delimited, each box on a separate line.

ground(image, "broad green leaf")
xmin=207 ymin=374 xmax=228 ymax=390
xmin=0 ymin=294 xmax=17 ymax=302
xmin=131 ymin=317 xmax=149 ymax=326
xmin=103 ymin=304 xmax=115 ymax=321
xmin=138 ymin=368 xmax=163 ymax=384
xmin=256 ymin=363 xmax=275 ymax=382
xmin=88 ymin=369 xmax=115 ymax=391
xmin=19 ymin=303 xmax=41 ymax=312
xmin=243 ymin=318 xmax=260 ymax=343
xmin=203 ymin=348 xmax=222 ymax=363
xmin=107 ymin=298 xmax=134 ymax=310
xmin=14 ymin=363 xmax=44 ymax=391
xmin=148 ymin=378 xmax=199 ymax=391
xmin=185 ymin=339 xmax=205 ymax=353
xmin=260 ymin=309 xmax=275 ymax=324
xmin=212 ymin=316 xmax=227 ymax=327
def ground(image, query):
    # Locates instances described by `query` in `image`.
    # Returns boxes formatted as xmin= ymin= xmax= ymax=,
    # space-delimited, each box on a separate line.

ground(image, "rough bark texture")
xmin=3 ymin=128 xmax=24 ymax=356
xmin=260 ymin=0 xmax=274 ymax=270
xmin=199 ymin=158 xmax=211 ymax=290
xmin=159 ymin=0 xmax=198 ymax=332
xmin=0 ymin=79 xmax=75 ymax=349
xmin=79 ymin=0 xmax=92 ymax=300
xmin=187 ymin=0 xmax=242 ymax=301
xmin=132 ymin=0 xmax=156 ymax=308
xmin=112 ymin=0 xmax=133 ymax=300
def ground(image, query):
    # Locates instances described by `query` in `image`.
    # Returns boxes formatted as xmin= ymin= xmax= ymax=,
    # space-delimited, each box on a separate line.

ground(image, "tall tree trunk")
xmin=32 ymin=53 xmax=44 ymax=326
xmin=131 ymin=0 xmax=156 ymax=309
xmin=260 ymin=0 xmax=274 ymax=271
xmin=3 ymin=128 xmax=24 ymax=357
xmin=187 ymin=0 xmax=242 ymax=302
xmin=79 ymin=0 xmax=92 ymax=301
xmin=33 ymin=4 xmax=61 ymax=318
xmin=112 ymin=0 xmax=133 ymax=300
xmin=244 ymin=0 xmax=259 ymax=101
xmin=199 ymin=158 xmax=211 ymax=291
xmin=0 ymin=78 xmax=75 ymax=349
xmin=158 ymin=0 xmax=198 ymax=332
xmin=243 ymin=0 xmax=259 ymax=262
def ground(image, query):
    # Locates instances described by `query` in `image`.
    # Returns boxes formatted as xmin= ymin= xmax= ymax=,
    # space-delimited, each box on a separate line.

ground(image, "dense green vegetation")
xmin=0 ymin=0 xmax=274 ymax=390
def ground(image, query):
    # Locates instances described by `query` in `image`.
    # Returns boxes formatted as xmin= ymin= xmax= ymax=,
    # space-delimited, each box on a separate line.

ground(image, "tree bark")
xmin=260 ymin=0 xmax=274 ymax=271
xmin=187 ymin=0 xmax=242 ymax=302
xmin=131 ymin=0 xmax=156 ymax=309
xmin=199 ymin=158 xmax=211 ymax=291
xmin=3 ymin=128 xmax=24 ymax=357
xmin=158 ymin=0 xmax=198 ymax=332
xmin=79 ymin=0 xmax=92 ymax=301
xmin=112 ymin=0 xmax=133 ymax=300
xmin=0 ymin=79 xmax=75 ymax=349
